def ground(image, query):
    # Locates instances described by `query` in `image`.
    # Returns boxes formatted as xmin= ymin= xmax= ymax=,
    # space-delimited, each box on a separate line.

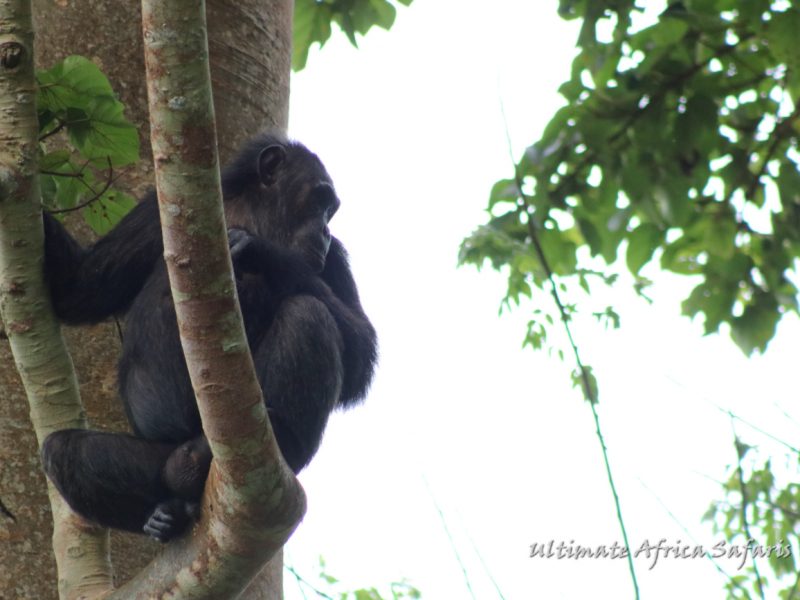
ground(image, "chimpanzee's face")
xmin=254 ymin=144 xmax=340 ymax=273
xmin=290 ymin=179 xmax=339 ymax=272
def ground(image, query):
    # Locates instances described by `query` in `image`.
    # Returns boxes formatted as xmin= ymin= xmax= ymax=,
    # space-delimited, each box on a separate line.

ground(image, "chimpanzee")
xmin=40 ymin=132 xmax=377 ymax=542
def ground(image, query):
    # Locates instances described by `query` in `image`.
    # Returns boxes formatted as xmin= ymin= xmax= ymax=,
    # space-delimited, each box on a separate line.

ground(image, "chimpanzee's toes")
xmin=143 ymin=500 xmax=190 ymax=543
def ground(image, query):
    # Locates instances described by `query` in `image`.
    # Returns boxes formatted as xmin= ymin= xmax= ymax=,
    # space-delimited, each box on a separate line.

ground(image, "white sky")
xmin=284 ymin=2 xmax=800 ymax=598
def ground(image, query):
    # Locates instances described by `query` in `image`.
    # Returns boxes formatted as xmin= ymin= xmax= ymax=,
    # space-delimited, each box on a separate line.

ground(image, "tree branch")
xmin=0 ymin=3 xmax=113 ymax=598
xmin=108 ymin=1 xmax=305 ymax=596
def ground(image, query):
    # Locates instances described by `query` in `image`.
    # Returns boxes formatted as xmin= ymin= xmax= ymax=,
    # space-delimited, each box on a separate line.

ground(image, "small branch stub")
xmin=0 ymin=42 xmax=25 ymax=70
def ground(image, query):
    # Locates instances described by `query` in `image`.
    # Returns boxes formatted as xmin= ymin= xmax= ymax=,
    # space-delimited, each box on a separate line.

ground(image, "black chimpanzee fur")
xmin=40 ymin=133 xmax=377 ymax=542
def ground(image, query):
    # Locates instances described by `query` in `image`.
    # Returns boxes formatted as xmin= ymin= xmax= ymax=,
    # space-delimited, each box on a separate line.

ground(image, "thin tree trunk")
xmin=0 ymin=1 xmax=293 ymax=597
xmin=0 ymin=3 xmax=115 ymax=598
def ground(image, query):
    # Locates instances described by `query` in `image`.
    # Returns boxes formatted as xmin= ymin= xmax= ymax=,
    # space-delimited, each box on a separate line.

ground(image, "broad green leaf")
xmin=81 ymin=190 xmax=136 ymax=235
xmin=765 ymin=8 xmax=800 ymax=77
xmin=538 ymin=228 xmax=578 ymax=275
xmin=366 ymin=0 xmax=397 ymax=31
xmin=730 ymin=293 xmax=780 ymax=355
xmin=39 ymin=150 xmax=72 ymax=172
xmin=676 ymin=94 xmax=719 ymax=157
xmin=293 ymin=0 xmax=333 ymax=71
xmin=53 ymin=171 xmax=83 ymax=211
xmin=626 ymin=223 xmax=663 ymax=273
xmin=660 ymin=235 xmax=703 ymax=274
xmin=43 ymin=158 xmax=88 ymax=211
xmin=67 ymin=97 xmax=139 ymax=167
xmin=293 ymin=0 xmax=409 ymax=70
xmin=576 ymin=218 xmax=602 ymax=256
xmin=488 ymin=178 xmax=519 ymax=209
xmin=37 ymin=55 xmax=117 ymax=111
xmin=681 ymin=280 xmax=736 ymax=334
xmin=37 ymin=56 xmax=139 ymax=167
xmin=557 ymin=0 xmax=584 ymax=20
xmin=702 ymin=213 xmax=736 ymax=259
xmin=777 ymin=159 xmax=800 ymax=209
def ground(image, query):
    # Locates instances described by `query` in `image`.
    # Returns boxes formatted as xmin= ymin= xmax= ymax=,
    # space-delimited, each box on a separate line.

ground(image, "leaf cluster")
xmin=293 ymin=0 xmax=413 ymax=70
xmin=289 ymin=557 xmax=422 ymax=600
xmin=705 ymin=442 xmax=800 ymax=599
xmin=37 ymin=56 xmax=139 ymax=233
xmin=461 ymin=0 xmax=800 ymax=355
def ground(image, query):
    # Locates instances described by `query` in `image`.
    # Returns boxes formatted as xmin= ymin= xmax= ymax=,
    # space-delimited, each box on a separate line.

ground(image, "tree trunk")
xmin=0 ymin=1 xmax=292 ymax=597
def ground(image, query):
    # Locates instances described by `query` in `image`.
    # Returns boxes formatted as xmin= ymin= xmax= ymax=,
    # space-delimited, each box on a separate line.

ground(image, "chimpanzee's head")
xmin=223 ymin=133 xmax=341 ymax=273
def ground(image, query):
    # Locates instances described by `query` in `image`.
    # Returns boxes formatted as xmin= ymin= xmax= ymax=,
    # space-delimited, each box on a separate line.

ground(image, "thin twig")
xmin=635 ymin=476 xmax=750 ymax=597
xmin=456 ymin=515 xmax=508 ymax=600
xmin=665 ymin=374 xmax=800 ymax=455
xmin=284 ymin=564 xmax=334 ymax=600
xmin=498 ymin=96 xmax=640 ymax=599
xmin=731 ymin=422 xmax=766 ymax=600
xmin=421 ymin=476 xmax=477 ymax=600
xmin=38 ymin=118 xmax=66 ymax=142
xmin=47 ymin=156 xmax=117 ymax=215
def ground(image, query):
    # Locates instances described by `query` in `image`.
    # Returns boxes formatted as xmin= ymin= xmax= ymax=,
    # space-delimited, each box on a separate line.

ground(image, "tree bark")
xmin=0 ymin=1 xmax=293 ymax=598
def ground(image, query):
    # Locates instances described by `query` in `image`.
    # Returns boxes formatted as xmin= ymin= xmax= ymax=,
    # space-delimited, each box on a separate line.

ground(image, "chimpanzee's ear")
xmin=257 ymin=144 xmax=287 ymax=185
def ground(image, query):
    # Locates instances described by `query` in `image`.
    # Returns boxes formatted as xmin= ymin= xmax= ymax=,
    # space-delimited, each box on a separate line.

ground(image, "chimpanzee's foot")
xmin=143 ymin=499 xmax=193 ymax=542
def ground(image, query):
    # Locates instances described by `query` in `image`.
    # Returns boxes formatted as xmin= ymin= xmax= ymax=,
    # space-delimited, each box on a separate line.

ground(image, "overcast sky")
xmin=283 ymin=2 xmax=800 ymax=598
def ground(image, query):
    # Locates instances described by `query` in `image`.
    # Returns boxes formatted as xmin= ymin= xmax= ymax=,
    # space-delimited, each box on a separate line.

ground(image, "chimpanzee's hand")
xmin=228 ymin=228 xmax=257 ymax=277
xmin=227 ymin=227 xmax=324 ymax=298
xmin=228 ymin=227 xmax=250 ymax=257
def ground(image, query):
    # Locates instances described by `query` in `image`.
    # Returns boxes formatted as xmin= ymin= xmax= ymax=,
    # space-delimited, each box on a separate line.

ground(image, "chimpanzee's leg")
xmin=144 ymin=435 xmax=212 ymax=541
xmin=252 ymin=295 xmax=344 ymax=473
xmin=41 ymin=429 xmax=178 ymax=535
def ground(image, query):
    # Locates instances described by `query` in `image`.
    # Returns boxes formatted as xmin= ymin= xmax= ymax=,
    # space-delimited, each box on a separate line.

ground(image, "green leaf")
xmin=676 ymin=94 xmax=719 ymax=157
xmin=571 ymin=365 xmax=598 ymax=404
xmin=765 ymin=8 xmax=800 ymax=74
xmin=702 ymin=213 xmax=736 ymax=260
xmin=37 ymin=56 xmax=139 ymax=167
xmin=626 ymin=223 xmax=663 ymax=273
xmin=558 ymin=0 xmax=584 ymax=20
xmin=660 ymin=235 xmax=703 ymax=274
xmin=66 ymin=96 xmax=139 ymax=167
xmin=681 ymin=280 xmax=736 ymax=334
xmin=37 ymin=55 xmax=117 ymax=111
xmin=39 ymin=150 xmax=72 ymax=172
xmin=576 ymin=218 xmax=602 ymax=256
xmin=488 ymin=178 xmax=518 ymax=209
xmin=39 ymin=174 xmax=58 ymax=210
xmin=538 ymin=228 xmax=578 ymax=275
xmin=730 ymin=294 xmax=780 ymax=355
xmin=293 ymin=0 xmax=333 ymax=71
xmin=81 ymin=190 xmax=136 ymax=235
xmin=366 ymin=0 xmax=397 ymax=31
xmin=293 ymin=0 xmax=409 ymax=70
xmin=43 ymin=159 xmax=88 ymax=210
xmin=523 ymin=319 xmax=548 ymax=350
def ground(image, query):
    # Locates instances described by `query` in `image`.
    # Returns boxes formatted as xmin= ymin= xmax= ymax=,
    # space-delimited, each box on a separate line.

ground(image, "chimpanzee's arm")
xmin=320 ymin=238 xmax=378 ymax=406
xmin=229 ymin=231 xmax=377 ymax=406
xmin=43 ymin=193 xmax=163 ymax=324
